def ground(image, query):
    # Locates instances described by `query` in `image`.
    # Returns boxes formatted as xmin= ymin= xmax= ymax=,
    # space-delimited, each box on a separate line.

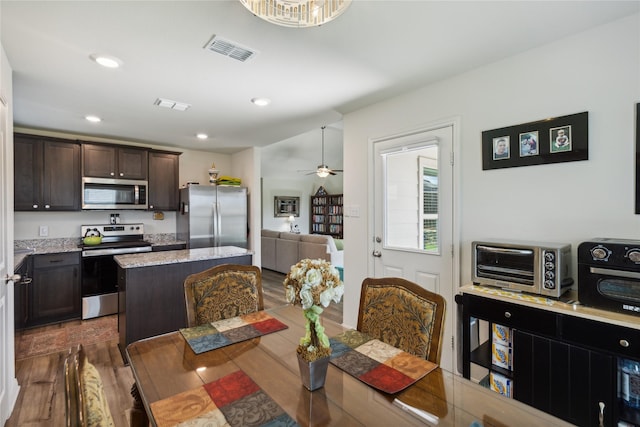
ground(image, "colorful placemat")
xmin=150 ymin=370 xmax=299 ymax=427
xmin=329 ymin=330 xmax=438 ymax=394
xmin=180 ymin=311 xmax=288 ymax=354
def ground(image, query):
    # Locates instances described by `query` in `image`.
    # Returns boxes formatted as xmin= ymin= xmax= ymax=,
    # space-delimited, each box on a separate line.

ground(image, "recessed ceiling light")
xmin=251 ymin=97 xmax=271 ymax=107
xmin=85 ymin=115 xmax=101 ymax=123
xmin=196 ymin=133 xmax=208 ymax=140
xmin=90 ymin=54 xmax=122 ymax=69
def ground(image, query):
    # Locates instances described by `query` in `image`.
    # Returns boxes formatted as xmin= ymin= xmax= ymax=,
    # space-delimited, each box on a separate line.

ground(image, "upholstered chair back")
xmin=184 ymin=264 xmax=264 ymax=327
xmin=357 ymin=277 xmax=446 ymax=364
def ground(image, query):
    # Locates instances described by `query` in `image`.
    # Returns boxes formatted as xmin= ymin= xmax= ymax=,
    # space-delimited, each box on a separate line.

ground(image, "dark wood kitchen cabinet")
xmin=14 ymin=133 xmax=81 ymax=211
xmin=30 ymin=252 xmax=82 ymax=327
xmin=148 ymin=150 xmax=180 ymax=211
xmin=82 ymin=143 xmax=148 ymax=180
xmin=457 ymin=290 xmax=640 ymax=427
xmin=13 ymin=257 xmax=32 ymax=330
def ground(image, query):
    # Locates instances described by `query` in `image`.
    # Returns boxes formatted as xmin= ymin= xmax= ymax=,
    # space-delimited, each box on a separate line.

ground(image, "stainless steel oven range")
xmin=578 ymin=238 xmax=640 ymax=316
xmin=80 ymin=223 xmax=151 ymax=319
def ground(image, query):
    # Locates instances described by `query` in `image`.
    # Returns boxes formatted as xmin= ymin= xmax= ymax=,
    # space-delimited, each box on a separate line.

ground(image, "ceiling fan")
xmin=299 ymin=126 xmax=343 ymax=177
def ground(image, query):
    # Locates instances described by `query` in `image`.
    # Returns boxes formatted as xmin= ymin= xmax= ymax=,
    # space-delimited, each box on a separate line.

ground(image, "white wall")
xmin=342 ymin=14 xmax=640 ymax=328
xmin=261 ymin=125 xmax=344 ymax=233
xmin=230 ymin=147 xmax=261 ymax=264
xmin=261 ymin=178 xmax=344 ymax=234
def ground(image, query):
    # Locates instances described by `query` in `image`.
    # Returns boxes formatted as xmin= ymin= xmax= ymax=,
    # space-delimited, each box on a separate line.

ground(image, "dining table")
xmin=126 ymin=304 xmax=575 ymax=427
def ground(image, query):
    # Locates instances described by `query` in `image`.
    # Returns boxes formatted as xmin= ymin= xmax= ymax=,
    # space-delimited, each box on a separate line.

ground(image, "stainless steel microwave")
xmin=472 ymin=240 xmax=574 ymax=298
xmin=82 ymin=177 xmax=148 ymax=210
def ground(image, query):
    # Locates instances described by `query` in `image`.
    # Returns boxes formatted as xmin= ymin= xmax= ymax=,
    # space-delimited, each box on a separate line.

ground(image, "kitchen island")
xmin=115 ymin=246 xmax=253 ymax=357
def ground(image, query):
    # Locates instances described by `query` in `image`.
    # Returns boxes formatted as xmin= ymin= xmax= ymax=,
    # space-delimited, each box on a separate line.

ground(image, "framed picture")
xmin=493 ymin=136 xmax=510 ymax=160
xmin=636 ymin=103 xmax=639 ymax=214
xmin=482 ymin=111 xmax=588 ymax=170
xmin=519 ymin=131 xmax=539 ymax=157
xmin=274 ymin=196 xmax=299 ymax=217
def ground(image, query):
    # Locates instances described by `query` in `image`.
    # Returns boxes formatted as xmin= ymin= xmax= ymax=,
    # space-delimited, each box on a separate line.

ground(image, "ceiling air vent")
xmin=153 ymin=98 xmax=191 ymax=111
xmin=204 ymin=35 xmax=258 ymax=62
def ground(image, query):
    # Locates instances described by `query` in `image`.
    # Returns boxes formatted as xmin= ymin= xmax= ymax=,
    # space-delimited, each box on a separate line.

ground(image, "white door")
xmin=371 ymin=122 xmax=457 ymax=372
xmin=0 ymin=87 xmax=19 ymax=421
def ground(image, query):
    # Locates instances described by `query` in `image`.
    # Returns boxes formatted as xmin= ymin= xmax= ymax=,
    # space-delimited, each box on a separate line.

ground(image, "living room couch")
xmin=261 ymin=229 xmax=344 ymax=274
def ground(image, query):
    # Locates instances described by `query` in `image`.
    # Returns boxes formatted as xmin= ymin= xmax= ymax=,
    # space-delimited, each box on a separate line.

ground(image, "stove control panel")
xmin=81 ymin=223 xmax=145 ymax=239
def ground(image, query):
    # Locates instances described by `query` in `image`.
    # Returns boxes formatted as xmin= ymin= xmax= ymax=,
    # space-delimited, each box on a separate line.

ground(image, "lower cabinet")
xmin=118 ymin=254 xmax=252 ymax=359
xmin=29 ymin=253 xmax=81 ymax=327
xmin=513 ymin=330 xmax=613 ymax=427
xmin=457 ymin=292 xmax=639 ymax=427
xmin=14 ymin=258 xmax=32 ymax=330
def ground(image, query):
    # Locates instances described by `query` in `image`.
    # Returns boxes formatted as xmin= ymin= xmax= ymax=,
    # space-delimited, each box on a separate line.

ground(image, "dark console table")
xmin=456 ymin=285 xmax=640 ymax=427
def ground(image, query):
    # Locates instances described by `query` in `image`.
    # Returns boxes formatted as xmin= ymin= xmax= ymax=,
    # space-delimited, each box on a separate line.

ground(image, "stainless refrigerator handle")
xmin=216 ymin=201 xmax=222 ymax=245
xmin=211 ymin=202 xmax=217 ymax=245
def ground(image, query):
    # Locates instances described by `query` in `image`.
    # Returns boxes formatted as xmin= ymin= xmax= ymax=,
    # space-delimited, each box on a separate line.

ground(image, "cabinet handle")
xmin=620 ymin=339 xmax=630 ymax=348
xmin=598 ymin=401 xmax=605 ymax=427
xmin=504 ymin=311 xmax=511 ymax=318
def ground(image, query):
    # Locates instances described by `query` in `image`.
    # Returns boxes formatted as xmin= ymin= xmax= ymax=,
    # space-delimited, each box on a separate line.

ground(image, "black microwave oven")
xmin=472 ymin=239 xmax=574 ymax=298
xmin=82 ymin=177 xmax=148 ymax=210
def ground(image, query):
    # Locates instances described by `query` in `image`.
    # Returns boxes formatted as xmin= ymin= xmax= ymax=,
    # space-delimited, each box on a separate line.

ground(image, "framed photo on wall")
xmin=482 ymin=111 xmax=588 ymax=170
xmin=274 ymin=196 xmax=300 ymax=217
xmin=636 ymin=102 xmax=640 ymax=214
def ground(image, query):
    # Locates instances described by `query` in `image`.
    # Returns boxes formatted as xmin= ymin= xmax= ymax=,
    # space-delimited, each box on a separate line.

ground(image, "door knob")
xmin=4 ymin=274 xmax=20 ymax=284
xmin=372 ymin=250 xmax=382 ymax=257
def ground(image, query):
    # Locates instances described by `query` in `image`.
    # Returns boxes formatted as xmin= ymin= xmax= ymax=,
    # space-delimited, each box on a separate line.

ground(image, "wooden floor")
xmin=5 ymin=268 xmax=343 ymax=427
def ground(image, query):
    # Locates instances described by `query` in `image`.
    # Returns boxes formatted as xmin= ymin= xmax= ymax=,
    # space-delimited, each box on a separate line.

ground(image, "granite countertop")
xmin=114 ymin=246 xmax=253 ymax=269
xmin=13 ymin=234 xmax=187 ymax=268
xmin=459 ymin=283 xmax=640 ymax=331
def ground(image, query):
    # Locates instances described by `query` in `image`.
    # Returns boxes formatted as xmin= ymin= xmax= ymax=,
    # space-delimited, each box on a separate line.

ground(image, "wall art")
xmin=636 ymin=102 xmax=640 ymax=214
xmin=482 ymin=111 xmax=588 ymax=170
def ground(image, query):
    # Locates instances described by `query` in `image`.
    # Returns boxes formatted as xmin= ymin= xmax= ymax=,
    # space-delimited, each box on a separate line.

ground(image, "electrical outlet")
xmin=39 ymin=225 xmax=48 ymax=237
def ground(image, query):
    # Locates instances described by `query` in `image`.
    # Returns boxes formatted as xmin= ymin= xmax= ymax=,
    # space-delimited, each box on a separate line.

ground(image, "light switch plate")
xmin=39 ymin=225 xmax=48 ymax=237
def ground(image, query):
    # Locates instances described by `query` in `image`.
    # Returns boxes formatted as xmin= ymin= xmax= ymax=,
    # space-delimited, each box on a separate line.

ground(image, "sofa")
xmin=261 ymin=229 xmax=343 ymax=274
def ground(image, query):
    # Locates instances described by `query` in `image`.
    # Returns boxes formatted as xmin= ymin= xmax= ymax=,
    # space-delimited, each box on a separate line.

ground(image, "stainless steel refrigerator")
xmin=176 ymin=185 xmax=248 ymax=249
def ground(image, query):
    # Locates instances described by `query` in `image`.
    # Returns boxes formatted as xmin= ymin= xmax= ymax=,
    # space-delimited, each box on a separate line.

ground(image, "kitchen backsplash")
xmin=14 ymin=211 xmax=177 ymax=240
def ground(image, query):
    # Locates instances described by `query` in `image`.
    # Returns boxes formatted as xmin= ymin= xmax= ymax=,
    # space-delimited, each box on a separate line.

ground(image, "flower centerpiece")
xmin=284 ymin=258 xmax=344 ymax=363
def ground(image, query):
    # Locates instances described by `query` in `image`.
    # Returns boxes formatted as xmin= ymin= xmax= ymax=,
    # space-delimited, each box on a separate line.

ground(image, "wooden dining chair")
xmin=183 ymin=263 xmax=264 ymax=327
xmin=64 ymin=346 xmax=82 ymax=427
xmin=357 ymin=277 xmax=446 ymax=364
xmin=64 ymin=344 xmax=115 ymax=427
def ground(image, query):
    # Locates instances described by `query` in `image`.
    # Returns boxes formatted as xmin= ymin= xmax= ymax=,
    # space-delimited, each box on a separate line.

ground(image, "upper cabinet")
xmin=148 ymin=150 xmax=180 ymax=211
xmin=83 ymin=143 xmax=148 ymax=180
xmin=14 ymin=133 xmax=81 ymax=211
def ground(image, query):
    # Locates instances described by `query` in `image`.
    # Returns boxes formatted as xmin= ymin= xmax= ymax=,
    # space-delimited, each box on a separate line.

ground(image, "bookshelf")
xmin=310 ymin=186 xmax=343 ymax=239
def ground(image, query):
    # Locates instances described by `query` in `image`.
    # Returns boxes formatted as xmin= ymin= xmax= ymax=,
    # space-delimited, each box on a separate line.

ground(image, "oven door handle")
xmin=476 ymin=245 xmax=533 ymax=256
xmin=82 ymin=246 xmax=152 ymax=257
xmin=590 ymin=267 xmax=640 ymax=280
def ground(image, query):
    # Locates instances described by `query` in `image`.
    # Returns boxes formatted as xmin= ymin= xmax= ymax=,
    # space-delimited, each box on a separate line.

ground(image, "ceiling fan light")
xmin=316 ymin=166 xmax=330 ymax=178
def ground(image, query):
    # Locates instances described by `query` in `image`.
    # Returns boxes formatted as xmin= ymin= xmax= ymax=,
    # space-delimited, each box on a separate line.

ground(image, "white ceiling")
xmin=2 ymin=1 xmax=638 ymax=154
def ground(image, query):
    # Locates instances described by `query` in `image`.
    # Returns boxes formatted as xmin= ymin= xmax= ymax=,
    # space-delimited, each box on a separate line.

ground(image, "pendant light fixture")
xmin=239 ymin=0 xmax=351 ymax=28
